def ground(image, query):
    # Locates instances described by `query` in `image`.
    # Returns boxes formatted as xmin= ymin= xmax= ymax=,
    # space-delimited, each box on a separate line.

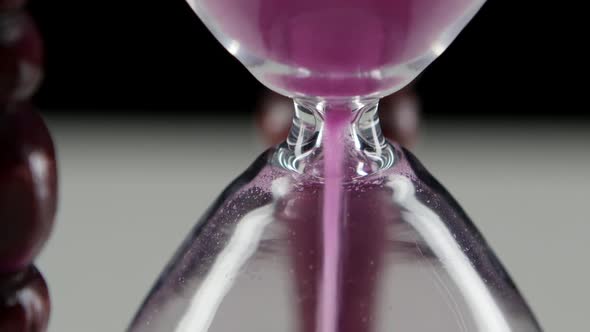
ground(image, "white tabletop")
xmin=38 ymin=115 xmax=589 ymax=331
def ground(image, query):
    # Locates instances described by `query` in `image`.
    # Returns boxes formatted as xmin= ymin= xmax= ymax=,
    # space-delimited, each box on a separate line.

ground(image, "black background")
xmin=27 ymin=0 xmax=575 ymax=119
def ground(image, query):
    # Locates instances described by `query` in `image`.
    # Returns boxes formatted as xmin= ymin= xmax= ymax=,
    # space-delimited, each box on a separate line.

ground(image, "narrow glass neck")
xmin=274 ymin=98 xmax=395 ymax=179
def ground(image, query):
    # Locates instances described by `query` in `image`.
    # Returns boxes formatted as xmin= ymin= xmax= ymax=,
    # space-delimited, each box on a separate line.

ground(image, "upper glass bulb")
xmin=186 ymin=0 xmax=485 ymax=98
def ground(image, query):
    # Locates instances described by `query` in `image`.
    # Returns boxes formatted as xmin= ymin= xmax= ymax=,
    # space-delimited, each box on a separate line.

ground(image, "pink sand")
xmin=199 ymin=0 xmax=475 ymax=96
xmin=317 ymin=109 xmax=351 ymax=332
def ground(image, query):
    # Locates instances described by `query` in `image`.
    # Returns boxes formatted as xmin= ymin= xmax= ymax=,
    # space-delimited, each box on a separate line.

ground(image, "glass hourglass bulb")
xmin=127 ymin=1 xmax=542 ymax=331
xmin=189 ymin=0 xmax=485 ymax=98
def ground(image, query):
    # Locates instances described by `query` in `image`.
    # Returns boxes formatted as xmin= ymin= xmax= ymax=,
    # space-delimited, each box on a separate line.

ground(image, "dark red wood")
xmin=0 ymin=13 xmax=43 ymax=103
xmin=0 ymin=266 xmax=50 ymax=332
xmin=0 ymin=105 xmax=57 ymax=273
xmin=0 ymin=0 xmax=26 ymax=11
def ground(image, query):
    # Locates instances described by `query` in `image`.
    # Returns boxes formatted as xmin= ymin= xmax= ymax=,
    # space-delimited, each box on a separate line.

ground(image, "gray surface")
xmin=38 ymin=117 xmax=589 ymax=331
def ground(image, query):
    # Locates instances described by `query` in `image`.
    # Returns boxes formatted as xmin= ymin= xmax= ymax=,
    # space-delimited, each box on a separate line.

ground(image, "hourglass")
xmin=128 ymin=0 xmax=542 ymax=331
